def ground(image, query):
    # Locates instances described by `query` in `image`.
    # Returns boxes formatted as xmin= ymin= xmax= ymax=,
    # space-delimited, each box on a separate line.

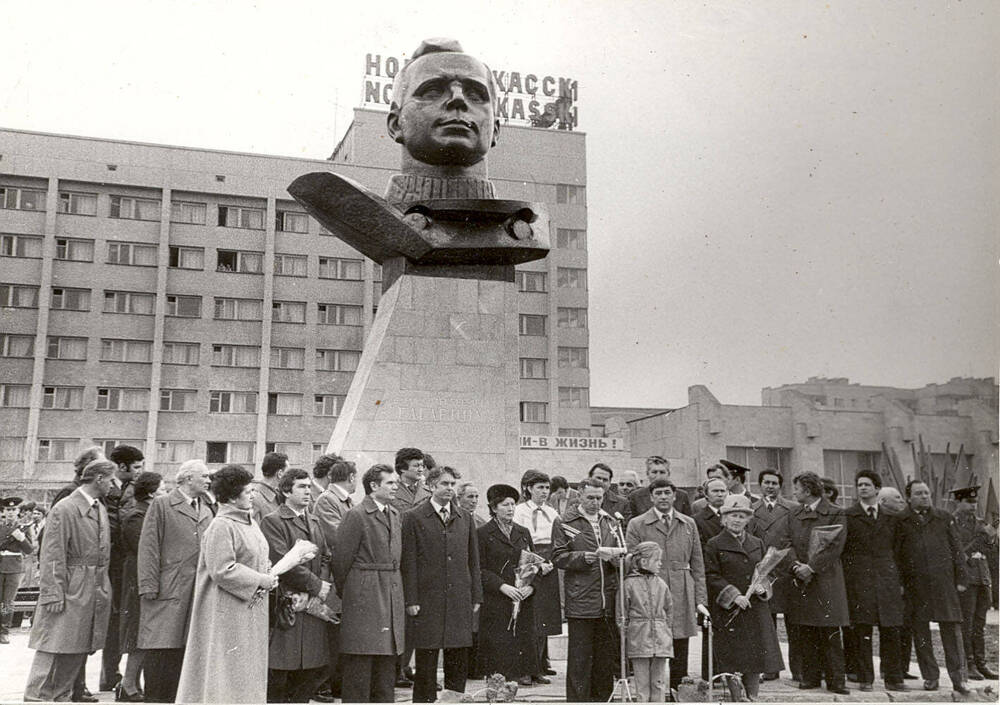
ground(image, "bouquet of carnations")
xmin=248 ymin=538 xmax=319 ymax=610
xmin=722 ymin=545 xmax=790 ymax=626
xmin=508 ymin=549 xmax=546 ymax=634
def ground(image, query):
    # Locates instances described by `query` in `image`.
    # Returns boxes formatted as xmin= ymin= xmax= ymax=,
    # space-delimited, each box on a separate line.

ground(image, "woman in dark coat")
xmin=117 ymin=471 xmax=163 ymax=701
xmin=477 ymin=484 xmax=539 ymax=686
xmin=704 ymin=495 xmax=783 ymax=699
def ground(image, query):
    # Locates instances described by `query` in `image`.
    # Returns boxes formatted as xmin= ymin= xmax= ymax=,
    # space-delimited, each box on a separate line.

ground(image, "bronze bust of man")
xmin=289 ymin=38 xmax=549 ymax=284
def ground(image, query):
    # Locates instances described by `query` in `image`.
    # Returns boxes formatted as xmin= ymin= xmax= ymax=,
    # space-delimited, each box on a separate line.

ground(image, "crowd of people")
xmin=1 ymin=446 xmax=997 ymax=703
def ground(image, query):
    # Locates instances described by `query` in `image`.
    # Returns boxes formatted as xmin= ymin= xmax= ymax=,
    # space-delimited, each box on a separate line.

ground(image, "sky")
xmin=2 ymin=0 xmax=997 ymax=408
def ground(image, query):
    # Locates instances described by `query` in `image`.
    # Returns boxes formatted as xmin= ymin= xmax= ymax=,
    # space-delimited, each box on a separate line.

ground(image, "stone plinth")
xmin=329 ymin=274 xmax=521 ymax=487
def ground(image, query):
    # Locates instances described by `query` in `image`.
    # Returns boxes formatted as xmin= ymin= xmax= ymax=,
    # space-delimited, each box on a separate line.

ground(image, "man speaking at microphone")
xmin=552 ymin=478 xmax=626 ymax=702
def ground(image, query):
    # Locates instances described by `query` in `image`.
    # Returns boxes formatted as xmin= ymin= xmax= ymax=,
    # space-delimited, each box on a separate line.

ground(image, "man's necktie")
xmin=191 ymin=497 xmax=199 ymax=512
xmin=440 ymin=506 xmax=450 ymax=524
xmin=767 ymin=503 xmax=774 ymax=513
xmin=867 ymin=506 xmax=876 ymax=520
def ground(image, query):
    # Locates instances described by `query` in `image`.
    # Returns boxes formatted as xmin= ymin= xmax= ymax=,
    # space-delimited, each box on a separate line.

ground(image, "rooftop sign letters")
xmin=363 ymin=53 xmax=579 ymax=130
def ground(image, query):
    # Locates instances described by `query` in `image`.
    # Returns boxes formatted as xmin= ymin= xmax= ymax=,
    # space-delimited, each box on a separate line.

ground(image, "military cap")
xmin=950 ymin=486 xmax=980 ymax=502
xmin=1 ymin=496 xmax=23 ymax=509
xmin=719 ymin=459 xmax=751 ymax=479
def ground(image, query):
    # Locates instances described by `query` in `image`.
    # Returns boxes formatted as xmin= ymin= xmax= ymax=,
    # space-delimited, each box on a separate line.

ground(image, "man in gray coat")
xmin=25 ymin=460 xmax=113 ymax=702
xmin=333 ymin=464 xmax=405 ymax=703
xmin=136 ymin=460 xmax=211 ymax=703
xmin=625 ymin=477 xmax=707 ymax=693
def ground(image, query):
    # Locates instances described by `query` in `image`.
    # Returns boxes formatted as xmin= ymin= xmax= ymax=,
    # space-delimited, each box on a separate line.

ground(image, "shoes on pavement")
xmin=72 ymin=693 xmax=98 ymax=703
xmin=902 ymin=672 xmax=918 ymax=680
xmin=828 ymin=684 xmax=850 ymax=695
xmin=114 ymin=683 xmax=144 ymax=702
xmin=761 ymin=672 xmax=779 ymax=681
xmin=517 ymin=676 xmax=534 ymax=687
xmin=968 ymin=664 xmax=985 ymax=680
xmin=845 ymin=672 xmax=859 ymax=683
xmin=859 ymin=683 xmax=873 ymax=692
xmin=100 ymin=674 xmax=123 ymax=692
xmin=885 ymin=682 xmax=907 ymax=691
xmin=312 ymin=689 xmax=335 ymax=703
xmin=798 ymin=682 xmax=821 ymax=690
xmin=532 ymin=675 xmax=551 ymax=685
xmin=977 ymin=664 xmax=998 ymax=679
xmin=394 ymin=676 xmax=413 ymax=688
xmin=954 ymin=682 xmax=971 ymax=695
xmin=544 ymin=668 xmax=557 ymax=676
xmin=923 ymin=679 xmax=939 ymax=691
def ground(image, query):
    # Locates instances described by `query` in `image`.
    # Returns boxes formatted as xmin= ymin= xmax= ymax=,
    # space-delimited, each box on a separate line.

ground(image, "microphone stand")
xmin=608 ymin=517 xmax=633 ymax=703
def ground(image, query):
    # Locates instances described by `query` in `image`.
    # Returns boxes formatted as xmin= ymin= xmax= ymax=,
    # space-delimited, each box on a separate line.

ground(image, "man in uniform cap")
xmin=951 ymin=485 xmax=998 ymax=680
xmin=719 ymin=460 xmax=760 ymax=503
xmin=1 ymin=496 xmax=35 ymax=644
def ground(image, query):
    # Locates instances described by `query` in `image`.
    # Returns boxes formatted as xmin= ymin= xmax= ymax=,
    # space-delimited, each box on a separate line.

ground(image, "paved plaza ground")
xmin=2 ymin=614 xmax=997 ymax=703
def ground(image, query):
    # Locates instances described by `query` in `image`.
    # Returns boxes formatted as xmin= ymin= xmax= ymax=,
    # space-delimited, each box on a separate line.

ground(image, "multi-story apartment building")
xmin=0 ymin=118 xmax=590 ymax=494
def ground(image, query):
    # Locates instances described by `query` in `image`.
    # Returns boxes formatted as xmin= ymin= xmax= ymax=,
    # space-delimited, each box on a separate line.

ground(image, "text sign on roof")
xmin=363 ymin=52 xmax=579 ymax=131
xmin=520 ymin=436 xmax=625 ymax=451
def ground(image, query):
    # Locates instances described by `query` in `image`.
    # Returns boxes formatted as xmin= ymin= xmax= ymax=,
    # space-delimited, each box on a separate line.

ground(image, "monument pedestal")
xmin=329 ymin=274 xmax=522 ymax=487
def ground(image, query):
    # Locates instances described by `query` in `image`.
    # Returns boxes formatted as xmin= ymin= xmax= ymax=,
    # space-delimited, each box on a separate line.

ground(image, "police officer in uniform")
xmin=951 ymin=486 xmax=998 ymax=680
xmin=1 ymin=496 xmax=35 ymax=644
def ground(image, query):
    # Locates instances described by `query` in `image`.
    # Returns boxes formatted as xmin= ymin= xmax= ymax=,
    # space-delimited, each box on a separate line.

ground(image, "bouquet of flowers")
xmin=248 ymin=538 xmax=319 ymax=610
xmin=793 ymin=524 xmax=843 ymax=587
xmin=508 ymin=549 xmax=546 ymax=634
xmin=722 ymin=546 xmax=789 ymax=626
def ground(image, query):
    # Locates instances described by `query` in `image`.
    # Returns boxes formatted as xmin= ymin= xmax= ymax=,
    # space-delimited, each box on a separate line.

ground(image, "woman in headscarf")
xmin=476 ymin=484 xmax=539 ymax=686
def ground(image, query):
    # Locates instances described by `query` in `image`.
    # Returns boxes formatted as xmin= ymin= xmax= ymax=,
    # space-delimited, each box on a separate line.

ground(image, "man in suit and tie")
xmin=333 ymin=465 xmax=406 ymax=703
xmin=628 ymin=456 xmax=691 ymax=518
xmin=391 ymin=447 xmax=429 ymax=685
xmin=24 ymin=460 xmax=114 ymax=702
xmin=841 ymin=470 xmax=905 ymax=692
xmin=750 ymin=469 xmax=799 ymax=681
xmin=311 ymin=457 xmax=358 ymax=699
xmin=401 ymin=466 xmax=482 ymax=702
xmin=136 ymin=459 xmax=212 ymax=703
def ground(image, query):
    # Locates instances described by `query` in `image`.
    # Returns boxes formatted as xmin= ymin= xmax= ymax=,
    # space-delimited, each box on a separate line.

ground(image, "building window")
xmin=0 ymin=384 xmax=30 ymax=407
xmin=520 ymin=401 xmax=548 ymax=423
xmin=96 ymin=387 xmax=149 ymax=411
xmin=214 ymin=297 xmax=263 ymax=321
xmin=318 ymin=257 xmax=363 ymax=280
xmin=110 ymin=195 xmax=160 ymax=221
xmin=168 ymin=245 xmax=204 ymax=269
xmin=100 ymin=339 xmax=152 ymax=363
xmin=217 ymin=205 xmax=264 ymax=229
xmin=162 ymin=341 xmax=200 ymax=365
xmin=206 ymin=441 xmax=255 ymax=464
xmin=822 ymin=450 xmax=881 ymax=506
xmin=317 ymin=303 xmax=362 ymax=326
xmin=0 ymin=334 xmax=34 ymax=357
xmin=42 ymin=386 xmax=83 ymax=409
xmin=1 ymin=186 xmax=46 ymax=211
xmin=725 ymin=447 xmax=793 ymax=496
xmin=156 ymin=440 xmax=195 ymax=462
xmin=557 ymin=307 xmax=587 ymax=328
xmin=311 ymin=443 xmax=327 ymax=461
xmin=160 ymin=389 xmax=197 ymax=411
xmin=518 ymin=314 xmax=546 ymax=336
xmin=103 ymin=290 xmax=155 ymax=315
xmin=211 ymin=344 xmax=260 ymax=367
xmin=268 ymin=393 xmax=302 ymax=415
xmin=37 ymin=438 xmax=79 ymax=461
xmin=1 ymin=234 xmax=43 ymax=258
xmin=557 ymin=267 xmax=587 ymax=289
xmin=276 ymin=211 xmax=309 ymax=233
xmin=274 ymin=253 xmax=308 ymax=277
xmin=166 ymin=295 xmax=202 ymax=318
xmin=558 ymin=428 xmax=592 ymax=437
xmin=107 ymin=242 xmax=158 ymax=266
xmin=57 ymin=192 xmax=97 ymax=216
xmin=265 ymin=442 xmax=302 ymax=464
xmin=50 ymin=287 xmax=91 ymax=311
xmin=559 ymin=386 xmax=590 ymax=408
xmin=373 ymin=263 xmax=383 ymax=282
xmin=555 ymin=183 xmax=585 ymax=205
xmin=216 ymin=249 xmax=263 ymax=274
xmin=171 ymin=201 xmax=207 ymax=225
xmin=520 ymin=358 xmax=548 ymax=379
xmin=55 ymin=238 xmax=94 ymax=261
xmin=209 ymin=391 xmax=257 ymax=413
xmin=314 ymin=394 xmax=346 ymax=416
xmin=270 ymin=347 xmax=305 ymax=369
xmin=46 ymin=336 xmax=87 ymax=360
xmin=556 ymin=228 xmax=586 ymax=249
xmin=315 ymin=349 xmax=360 ymax=372
xmin=516 ymin=271 xmax=547 ymax=293
xmin=272 ymin=301 xmax=307 ymax=323
xmin=0 ymin=283 xmax=39 ymax=308
xmin=558 ymin=346 xmax=589 ymax=368
xmin=96 ymin=439 xmax=145 ymax=457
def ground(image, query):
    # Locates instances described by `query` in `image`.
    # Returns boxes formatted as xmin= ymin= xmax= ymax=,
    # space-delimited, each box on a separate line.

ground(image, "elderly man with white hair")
xmin=136 ymin=460 xmax=212 ymax=703
xmin=877 ymin=486 xmax=906 ymax=514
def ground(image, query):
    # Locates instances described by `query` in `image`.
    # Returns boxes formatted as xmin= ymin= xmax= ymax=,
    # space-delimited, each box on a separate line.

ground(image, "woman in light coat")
xmin=175 ymin=465 xmax=279 ymax=704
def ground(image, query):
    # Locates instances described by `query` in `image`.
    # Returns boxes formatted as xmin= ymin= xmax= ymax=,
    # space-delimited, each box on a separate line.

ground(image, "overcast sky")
xmin=2 ymin=0 xmax=997 ymax=408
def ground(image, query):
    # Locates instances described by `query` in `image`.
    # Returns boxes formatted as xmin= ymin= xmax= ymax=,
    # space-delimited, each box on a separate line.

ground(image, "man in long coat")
xmin=951 ymin=485 xmax=998 ymax=680
xmin=333 ymin=464 xmax=405 ymax=703
xmin=749 ymin=469 xmax=799 ymax=680
xmin=261 ymin=469 xmax=331 ymax=702
xmin=783 ymin=471 xmax=850 ymax=695
xmin=625 ymin=477 xmax=707 ymax=694
xmin=136 ymin=459 xmax=211 ymax=703
xmin=401 ymin=466 xmax=482 ymax=702
xmin=841 ymin=470 xmax=905 ymax=691
xmin=896 ymin=480 xmax=970 ymax=694
xmin=24 ymin=459 xmax=114 ymax=702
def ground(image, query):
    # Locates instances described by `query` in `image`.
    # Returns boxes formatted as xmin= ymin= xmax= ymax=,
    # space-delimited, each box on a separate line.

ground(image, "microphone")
xmin=613 ymin=512 xmax=625 ymax=524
